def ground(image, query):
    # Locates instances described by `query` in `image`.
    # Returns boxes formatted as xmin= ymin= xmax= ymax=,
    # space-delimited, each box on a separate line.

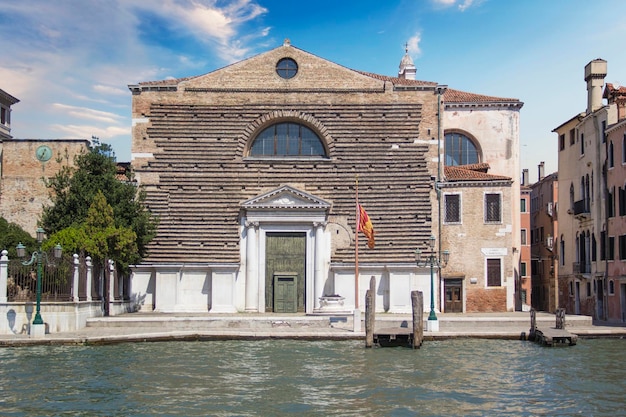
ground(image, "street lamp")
xmin=415 ymin=235 xmax=450 ymax=332
xmin=16 ymin=228 xmax=62 ymax=333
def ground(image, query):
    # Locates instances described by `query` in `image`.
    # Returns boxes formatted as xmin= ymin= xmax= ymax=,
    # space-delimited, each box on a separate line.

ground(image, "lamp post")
xmin=16 ymin=228 xmax=62 ymax=334
xmin=415 ymin=235 xmax=450 ymax=332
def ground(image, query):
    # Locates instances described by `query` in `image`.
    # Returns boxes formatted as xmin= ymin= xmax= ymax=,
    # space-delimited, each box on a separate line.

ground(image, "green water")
xmin=0 ymin=338 xmax=624 ymax=416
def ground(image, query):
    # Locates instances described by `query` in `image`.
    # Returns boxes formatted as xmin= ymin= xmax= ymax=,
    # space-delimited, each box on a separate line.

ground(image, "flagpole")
xmin=355 ymin=175 xmax=359 ymax=309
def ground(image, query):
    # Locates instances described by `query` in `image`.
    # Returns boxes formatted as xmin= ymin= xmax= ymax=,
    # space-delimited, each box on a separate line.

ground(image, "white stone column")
xmin=245 ymin=221 xmax=259 ymax=312
xmin=313 ymin=222 xmax=326 ymax=311
xmin=85 ymin=256 xmax=92 ymax=302
xmin=108 ymin=259 xmax=115 ymax=302
xmin=72 ymin=254 xmax=80 ymax=302
xmin=0 ymin=250 xmax=8 ymax=303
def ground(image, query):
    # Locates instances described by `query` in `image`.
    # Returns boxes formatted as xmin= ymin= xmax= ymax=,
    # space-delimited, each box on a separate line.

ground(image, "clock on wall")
xmin=36 ymin=145 xmax=53 ymax=162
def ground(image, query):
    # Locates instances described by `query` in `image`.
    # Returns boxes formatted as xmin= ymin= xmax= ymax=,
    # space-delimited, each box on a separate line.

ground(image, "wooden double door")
xmin=444 ymin=279 xmax=463 ymax=313
xmin=265 ymin=232 xmax=306 ymax=312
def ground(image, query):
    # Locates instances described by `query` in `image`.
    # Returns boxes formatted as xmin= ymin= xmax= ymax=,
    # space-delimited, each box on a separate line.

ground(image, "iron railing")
xmin=7 ymin=252 xmax=73 ymax=302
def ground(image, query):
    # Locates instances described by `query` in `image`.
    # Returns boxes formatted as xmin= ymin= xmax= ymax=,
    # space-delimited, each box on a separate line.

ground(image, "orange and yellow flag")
xmin=358 ymin=204 xmax=375 ymax=249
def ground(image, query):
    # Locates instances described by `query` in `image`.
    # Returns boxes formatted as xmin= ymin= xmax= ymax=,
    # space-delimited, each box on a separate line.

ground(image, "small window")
xmin=609 ymin=280 xmax=615 ymax=295
xmin=485 ymin=193 xmax=501 ymax=223
xmin=276 ymin=58 xmax=298 ymax=79
xmin=444 ymin=194 xmax=461 ymax=223
xmin=521 ymin=229 xmax=527 ymax=245
xmin=559 ymin=134 xmax=565 ymax=151
xmin=587 ymin=281 xmax=592 ymax=297
xmin=486 ymin=258 xmax=502 ymax=287
xmin=520 ymin=262 xmax=527 ymax=277
xmin=619 ymin=235 xmax=626 ymax=260
xmin=609 ymin=141 xmax=615 ymax=168
xmin=520 ymin=198 xmax=527 ymax=213
xmin=580 ymin=132 xmax=585 ymax=155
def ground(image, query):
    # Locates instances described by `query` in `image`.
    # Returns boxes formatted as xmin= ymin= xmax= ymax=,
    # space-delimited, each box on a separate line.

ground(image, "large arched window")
xmin=250 ymin=122 xmax=327 ymax=157
xmin=445 ymin=132 xmax=479 ymax=166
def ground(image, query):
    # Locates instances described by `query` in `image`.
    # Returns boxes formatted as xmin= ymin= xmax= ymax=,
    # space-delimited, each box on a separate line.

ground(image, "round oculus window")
xmin=276 ymin=57 xmax=298 ymax=79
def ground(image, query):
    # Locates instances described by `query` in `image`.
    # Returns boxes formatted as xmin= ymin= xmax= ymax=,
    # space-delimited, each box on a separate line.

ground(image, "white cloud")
xmin=52 ymin=104 xmax=124 ymax=124
xmin=50 ymin=123 xmax=130 ymax=140
xmin=431 ymin=0 xmax=477 ymax=11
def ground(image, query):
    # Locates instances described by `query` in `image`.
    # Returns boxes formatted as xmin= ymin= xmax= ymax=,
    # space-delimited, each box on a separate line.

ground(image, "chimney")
xmin=538 ymin=162 xmax=545 ymax=181
xmin=522 ymin=169 xmax=529 ymax=186
xmin=585 ymin=59 xmax=607 ymax=114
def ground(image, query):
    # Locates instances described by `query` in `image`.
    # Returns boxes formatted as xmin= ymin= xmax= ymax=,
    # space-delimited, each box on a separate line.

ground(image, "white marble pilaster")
xmin=245 ymin=221 xmax=259 ymax=312
xmin=313 ymin=221 xmax=326 ymax=311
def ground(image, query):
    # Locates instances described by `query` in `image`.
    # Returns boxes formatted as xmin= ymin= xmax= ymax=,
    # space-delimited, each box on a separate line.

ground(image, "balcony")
xmin=572 ymin=199 xmax=590 ymax=219
xmin=572 ymin=262 xmax=591 ymax=274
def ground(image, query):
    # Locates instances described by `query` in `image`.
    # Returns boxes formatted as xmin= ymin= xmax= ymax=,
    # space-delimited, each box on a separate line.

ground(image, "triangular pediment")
xmin=242 ymin=185 xmax=331 ymax=211
xmin=179 ymin=43 xmax=385 ymax=92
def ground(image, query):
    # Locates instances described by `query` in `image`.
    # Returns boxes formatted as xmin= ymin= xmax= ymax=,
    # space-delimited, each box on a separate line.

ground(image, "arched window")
xmin=250 ymin=122 xmax=326 ymax=157
xmin=445 ymin=132 xmax=479 ymax=166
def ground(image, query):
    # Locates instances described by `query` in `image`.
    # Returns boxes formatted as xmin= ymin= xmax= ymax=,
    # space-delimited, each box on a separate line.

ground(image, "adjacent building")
xmin=529 ymin=164 xmax=558 ymax=313
xmin=0 ymin=88 xmax=90 ymax=235
xmin=128 ymin=41 xmax=523 ymax=316
xmin=555 ymin=59 xmax=624 ymax=321
xmin=604 ymin=82 xmax=626 ymax=322
xmin=519 ymin=169 xmax=532 ymax=311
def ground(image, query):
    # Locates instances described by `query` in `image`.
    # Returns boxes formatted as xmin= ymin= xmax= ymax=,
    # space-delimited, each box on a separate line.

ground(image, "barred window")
xmin=487 ymin=258 xmax=502 ymax=287
xmin=444 ymin=194 xmax=461 ymax=223
xmin=485 ymin=193 xmax=501 ymax=223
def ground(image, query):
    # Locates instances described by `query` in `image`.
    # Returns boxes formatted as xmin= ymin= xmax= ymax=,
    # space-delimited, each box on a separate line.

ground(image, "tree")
xmin=41 ymin=141 xmax=157 ymax=261
xmin=0 ymin=217 xmax=37 ymax=258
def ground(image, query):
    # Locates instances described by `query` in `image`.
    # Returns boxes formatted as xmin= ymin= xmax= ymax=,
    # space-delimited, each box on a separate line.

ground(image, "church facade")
xmin=128 ymin=41 xmax=522 ymax=315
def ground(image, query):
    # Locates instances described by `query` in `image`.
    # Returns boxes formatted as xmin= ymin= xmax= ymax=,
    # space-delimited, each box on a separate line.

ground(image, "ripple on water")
xmin=0 ymin=338 xmax=625 ymax=416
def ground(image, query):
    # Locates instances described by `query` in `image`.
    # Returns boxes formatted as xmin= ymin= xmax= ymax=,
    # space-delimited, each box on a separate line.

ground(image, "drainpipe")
xmin=435 ymin=84 xmax=447 ymax=311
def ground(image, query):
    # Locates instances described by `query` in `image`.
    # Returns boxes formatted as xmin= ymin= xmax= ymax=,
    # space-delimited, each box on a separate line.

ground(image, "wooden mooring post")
xmin=529 ymin=308 xmax=577 ymax=347
xmin=411 ymin=291 xmax=424 ymax=349
xmin=365 ymin=276 xmax=376 ymax=348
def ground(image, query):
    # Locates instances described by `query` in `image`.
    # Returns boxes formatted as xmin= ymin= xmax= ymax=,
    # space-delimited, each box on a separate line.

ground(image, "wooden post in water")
xmin=411 ymin=290 xmax=424 ymax=349
xmin=365 ymin=290 xmax=374 ymax=347
xmin=529 ymin=309 xmax=537 ymax=341
xmin=556 ymin=308 xmax=565 ymax=329
xmin=365 ymin=276 xmax=376 ymax=348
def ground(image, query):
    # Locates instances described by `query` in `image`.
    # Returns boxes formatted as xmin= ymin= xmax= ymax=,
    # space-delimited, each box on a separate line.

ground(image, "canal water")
xmin=1 ymin=338 xmax=624 ymax=416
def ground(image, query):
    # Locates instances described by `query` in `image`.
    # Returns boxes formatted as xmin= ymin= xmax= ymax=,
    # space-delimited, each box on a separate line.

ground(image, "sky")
xmin=2 ymin=0 xmax=626 ymax=180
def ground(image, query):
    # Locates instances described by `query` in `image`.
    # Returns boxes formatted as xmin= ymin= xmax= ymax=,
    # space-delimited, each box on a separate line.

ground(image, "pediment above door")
xmin=242 ymin=185 xmax=330 ymax=222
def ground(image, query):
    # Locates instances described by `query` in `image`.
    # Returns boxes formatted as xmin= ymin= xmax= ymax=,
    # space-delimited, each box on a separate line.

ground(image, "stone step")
xmin=85 ymin=313 xmax=594 ymax=332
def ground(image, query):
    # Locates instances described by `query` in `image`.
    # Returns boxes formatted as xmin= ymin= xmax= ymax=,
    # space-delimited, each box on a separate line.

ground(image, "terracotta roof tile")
xmin=444 ymin=88 xmax=520 ymax=103
xmin=355 ymin=71 xmax=438 ymax=86
xmin=444 ymin=165 xmax=511 ymax=182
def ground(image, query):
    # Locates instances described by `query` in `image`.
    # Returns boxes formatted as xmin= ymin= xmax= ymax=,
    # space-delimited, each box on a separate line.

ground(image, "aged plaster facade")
xmin=441 ymin=90 xmax=523 ymax=312
xmin=519 ymin=169 xmax=531 ymax=311
xmin=555 ymin=59 xmax=620 ymax=319
xmin=128 ymin=41 xmax=522 ymax=314
xmin=529 ymin=165 xmax=558 ymax=313
xmin=604 ymin=83 xmax=626 ymax=322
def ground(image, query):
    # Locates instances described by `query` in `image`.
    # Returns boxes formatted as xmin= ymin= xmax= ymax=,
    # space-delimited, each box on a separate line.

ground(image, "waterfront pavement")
xmin=1 ymin=311 xmax=625 ymax=347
